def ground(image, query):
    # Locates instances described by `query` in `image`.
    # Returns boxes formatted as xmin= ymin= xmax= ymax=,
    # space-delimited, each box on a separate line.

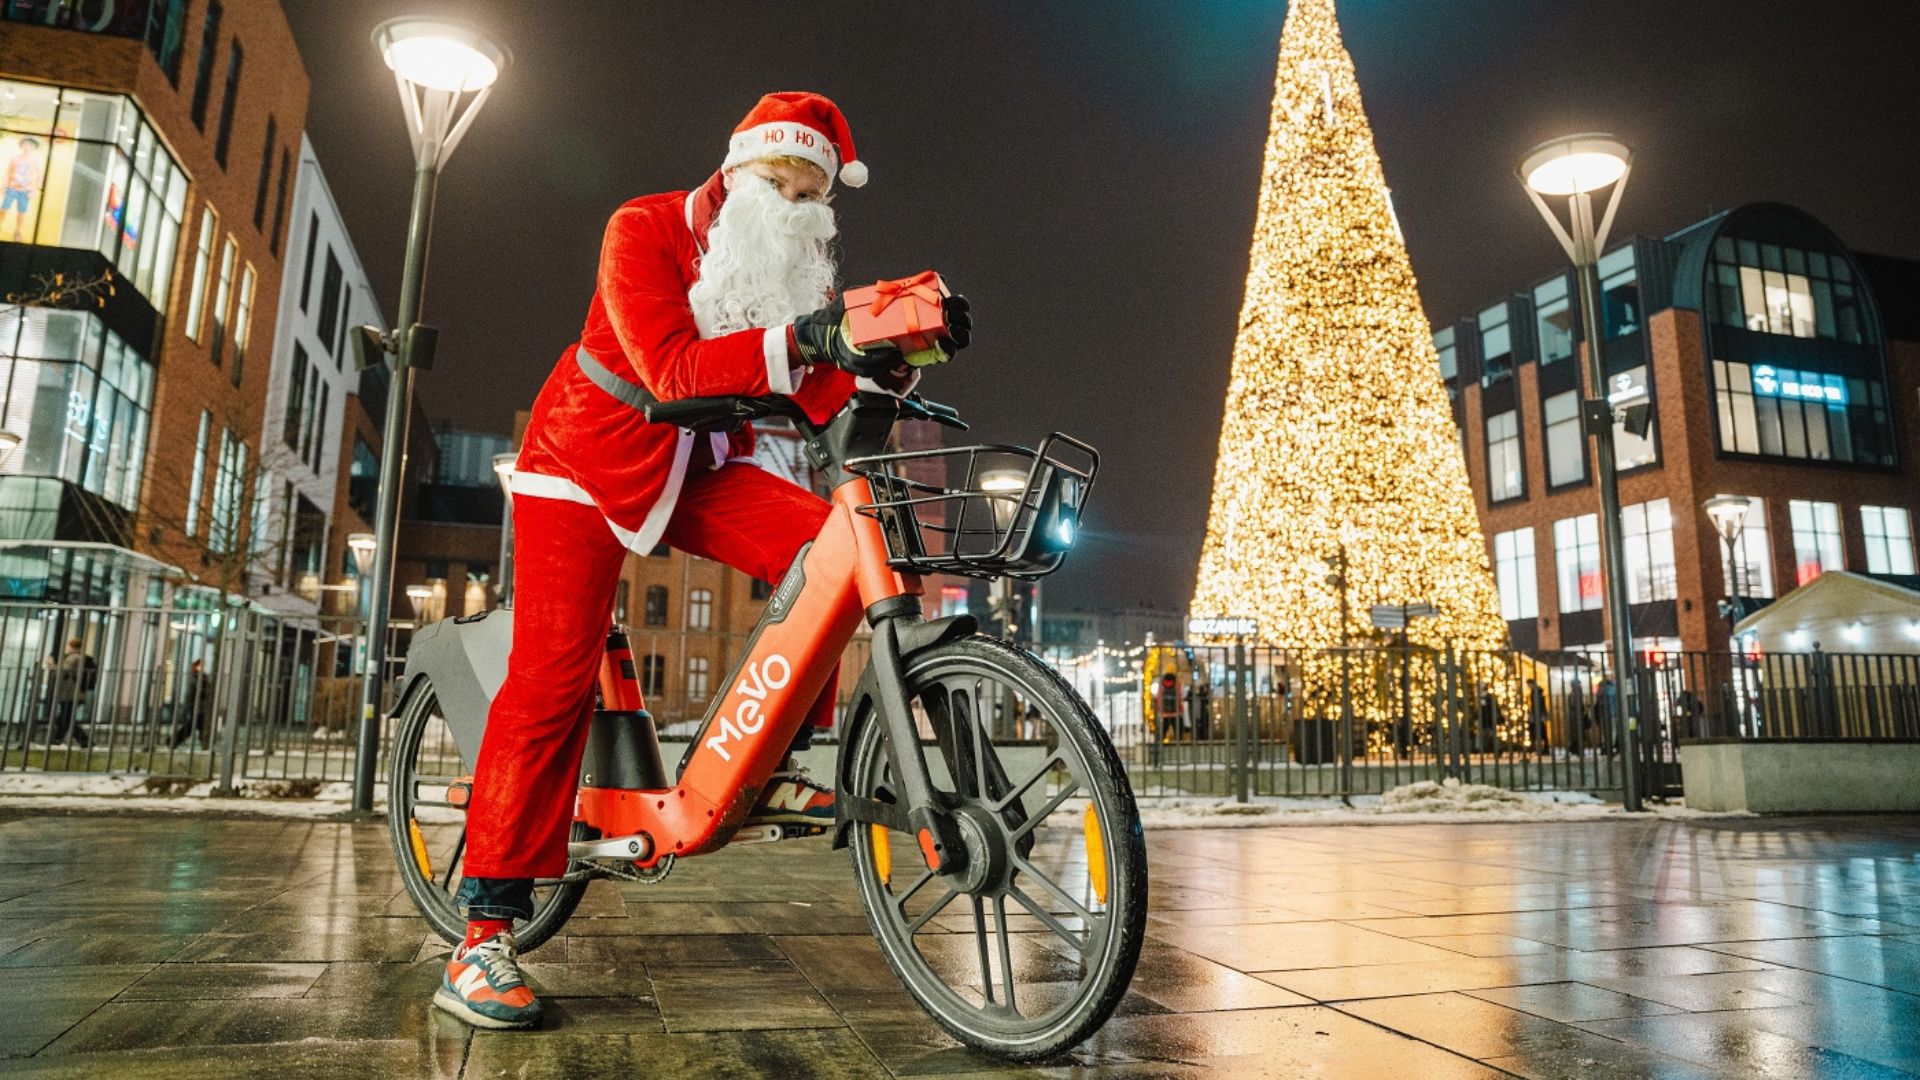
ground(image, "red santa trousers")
xmin=462 ymin=461 xmax=835 ymax=881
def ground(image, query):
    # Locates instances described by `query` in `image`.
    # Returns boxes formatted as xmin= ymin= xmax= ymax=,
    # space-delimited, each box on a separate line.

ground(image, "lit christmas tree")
xmin=1190 ymin=0 xmax=1511 ymax=716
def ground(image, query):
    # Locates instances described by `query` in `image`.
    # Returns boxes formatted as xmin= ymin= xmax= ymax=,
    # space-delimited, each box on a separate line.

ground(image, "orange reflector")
xmin=872 ymin=824 xmax=892 ymax=886
xmin=407 ymin=818 xmax=433 ymax=880
xmin=1084 ymin=804 xmax=1108 ymax=904
xmin=917 ymin=828 xmax=941 ymax=870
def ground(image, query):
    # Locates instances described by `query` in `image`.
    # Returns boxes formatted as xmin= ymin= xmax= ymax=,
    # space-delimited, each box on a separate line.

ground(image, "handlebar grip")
xmin=642 ymin=397 xmax=747 ymax=427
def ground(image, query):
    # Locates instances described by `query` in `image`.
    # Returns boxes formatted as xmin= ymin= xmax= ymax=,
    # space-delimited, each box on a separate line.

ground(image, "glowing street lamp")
xmin=346 ymin=532 xmax=378 ymax=579
xmin=1519 ymin=132 xmax=1643 ymax=811
xmin=353 ymin=16 xmax=512 ymax=814
xmin=0 ymin=430 xmax=20 ymax=461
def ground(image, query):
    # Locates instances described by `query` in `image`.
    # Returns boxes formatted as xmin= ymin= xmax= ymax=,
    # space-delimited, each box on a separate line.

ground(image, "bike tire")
xmin=386 ymin=678 xmax=589 ymax=952
xmin=845 ymin=635 xmax=1148 ymax=1061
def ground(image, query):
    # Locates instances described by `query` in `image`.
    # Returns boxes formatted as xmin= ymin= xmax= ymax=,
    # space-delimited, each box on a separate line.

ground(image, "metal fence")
xmin=1 ymin=603 xmax=396 ymax=788
xmin=4 ymin=599 xmax=1916 ymax=804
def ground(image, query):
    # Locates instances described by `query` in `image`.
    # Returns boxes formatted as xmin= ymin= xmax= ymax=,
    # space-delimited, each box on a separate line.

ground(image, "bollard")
xmin=1233 ymin=637 xmax=1249 ymax=804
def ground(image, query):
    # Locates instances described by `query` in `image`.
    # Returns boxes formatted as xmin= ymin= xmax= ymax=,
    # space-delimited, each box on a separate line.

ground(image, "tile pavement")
xmin=1 ymin=806 xmax=1917 ymax=1077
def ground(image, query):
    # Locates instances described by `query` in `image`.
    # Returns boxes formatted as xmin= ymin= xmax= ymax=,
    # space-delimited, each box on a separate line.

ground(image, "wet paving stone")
xmin=2 ymin=809 xmax=1918 ymax=1075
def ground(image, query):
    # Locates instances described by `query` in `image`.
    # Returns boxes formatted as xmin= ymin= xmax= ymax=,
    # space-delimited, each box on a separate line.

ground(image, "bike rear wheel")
xmin=846 ymin=636 xmax=1147 ymax=1061
xmin=386 ymin=678 xmax=589 ymax=951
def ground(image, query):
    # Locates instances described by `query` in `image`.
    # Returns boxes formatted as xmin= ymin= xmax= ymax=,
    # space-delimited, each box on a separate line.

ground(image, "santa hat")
xmin=721 ymin=91 xmax=868 ymax=189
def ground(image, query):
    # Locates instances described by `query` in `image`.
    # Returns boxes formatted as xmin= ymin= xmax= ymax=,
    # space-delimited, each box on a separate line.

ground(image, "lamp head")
xmin=978 ymin=468 xmax=1028 ymax=532
xmin=0 ymin=429 xmax=20 ymax=458
xmin=492 ymin=452 xmax=517 ymax=498
xmin=405 ymin=583 xmax=434 ymax=620
xmin=346 ymin=532 xmax=377 ymax=577
xmin=1703 ymin=495 xmax=1753 ymax=542
xmin=374 ymin=17 xmax=509 ymax=93
xmin=1520 ymin=134 xmax=1631 ymax=197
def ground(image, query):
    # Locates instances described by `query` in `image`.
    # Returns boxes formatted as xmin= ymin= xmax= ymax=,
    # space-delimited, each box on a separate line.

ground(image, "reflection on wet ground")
xmin=1 ymin=807 xmax=1917 ymax=1077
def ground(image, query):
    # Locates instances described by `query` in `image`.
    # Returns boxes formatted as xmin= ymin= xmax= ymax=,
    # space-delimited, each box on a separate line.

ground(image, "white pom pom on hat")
xmin=721 ymin=91 xmax=870 ymax=190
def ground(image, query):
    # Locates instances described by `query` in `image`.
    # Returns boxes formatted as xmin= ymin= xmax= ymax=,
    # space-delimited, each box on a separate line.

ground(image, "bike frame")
xmin=572 ymin=471 xmax=924 ymax=866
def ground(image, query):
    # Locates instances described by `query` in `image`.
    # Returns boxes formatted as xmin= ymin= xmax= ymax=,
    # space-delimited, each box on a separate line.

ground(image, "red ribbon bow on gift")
xmin=868 ymin=271 xmax=943 ymax=337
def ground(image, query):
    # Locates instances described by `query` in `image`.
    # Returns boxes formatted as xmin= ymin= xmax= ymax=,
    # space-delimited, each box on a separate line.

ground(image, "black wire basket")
xmin=848 ymin=434 xmax=1099 ymax=580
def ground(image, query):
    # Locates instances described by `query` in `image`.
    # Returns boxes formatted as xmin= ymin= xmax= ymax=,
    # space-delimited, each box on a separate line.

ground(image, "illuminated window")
xmin=613 ymin=580 xmax=629 ymax=624
xmin=209 ymin=428 xmax=248 ymax=554
xmin=1712 ymin=359 xmax=1892 ymax=465
xmin=1544 ymin=390 xmax=1584 ymax=486
xmin=688 ymin=588 xmax=713 ymax=631
xmin=1432 ymin=326 xmax=1456 ymax=379
xmin=0 ymin=307 xmax=154 ymax=511
xmin=186 ymin=409 xmax=209 ymax=536
xmin=209 ymin=236 xmax=236 ymax=366
xmin=1533 ymin=275 xmax=1573 ymax=364
xmin=1493 ymin=528 xmax=1537 ymax=621
xmin=1485 ymin=409 xmax=1522 ymax=501
xmin=1478 ymin=302 xmax=1511 ymax=383
xmin=1788 ymin=499 xmax=1843 ymax=585
xmin=1609 ymin=366 xmax=1656 ymax=469
xmin=1861 ymin=506 xmax=1915 ymax=575
xmin=231 ymin=263 xmax=254 ymax=384
xmin=1621 ymin=499 xmax=1676 ymax=603
xmin=1553 ymin=514 xmax=1602 ymax=613
xmin=686 ymin=656 xmax=710 ymax=701
xmin=185 ymin=207 xmax=215 ymax=340
xmin=1713 ymin=495 xmax=1775 ymax=599
xmin=1598 ymin=247 xmax=1638 ymax=339
xmin=1711 ymin=236 xmax=1865 ymax=344
xmin=0 ymin=80 xmax=189 ymax=307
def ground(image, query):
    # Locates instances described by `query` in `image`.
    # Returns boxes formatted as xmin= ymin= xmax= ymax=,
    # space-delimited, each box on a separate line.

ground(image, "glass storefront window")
xmin=1433 ymin=326 xmax=1456 ymax=379
xmin=1710 ymin=234 xmax=1868 ymax=345
xmin=1533 ymin=275 xmax=1573 ymax=364
xmin=0 ymin=79 xmax=188 ymax=311
xmin=1598 ymin=247 xmax=1639 ymax=339
xmin=0 ymin=306 xmax=155 ymax=512
xmin=1712 ymin=359 xmax=1893 ymax=465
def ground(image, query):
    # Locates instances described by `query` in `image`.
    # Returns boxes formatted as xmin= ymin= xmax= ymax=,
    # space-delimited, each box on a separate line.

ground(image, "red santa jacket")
xmin=510 ymin=171 xmax=857 ymax=553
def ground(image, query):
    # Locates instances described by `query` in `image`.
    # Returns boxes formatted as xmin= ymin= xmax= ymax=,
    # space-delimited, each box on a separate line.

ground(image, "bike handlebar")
xmin=642 ymin=391 xmax=967 ymax=437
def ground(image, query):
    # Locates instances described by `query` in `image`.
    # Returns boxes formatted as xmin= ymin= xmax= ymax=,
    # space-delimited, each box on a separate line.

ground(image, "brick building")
xmin=0 ymin=1 xmax=309 ymax=605
xmin=1438 ymin=201 xmax=1920 ymax=658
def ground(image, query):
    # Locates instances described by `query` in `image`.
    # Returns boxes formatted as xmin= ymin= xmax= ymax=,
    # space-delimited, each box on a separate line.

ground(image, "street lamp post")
xmin=1519 ymin=133 xmax=1644 ymax=810
xmin=1704 ymin=494 xmax=1753 ymax=735
xmin=492 ymin=452 xmax=517 ymax=607
xmin=352 ymin=18 xmax=510 ymax=813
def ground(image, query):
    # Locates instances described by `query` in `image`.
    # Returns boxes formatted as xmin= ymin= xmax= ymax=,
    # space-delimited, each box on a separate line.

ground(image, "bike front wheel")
xmin=846 ymin=635 xmax=1148 ymax=1061
xmin=386 ymin=677 xmax=590 ymax=951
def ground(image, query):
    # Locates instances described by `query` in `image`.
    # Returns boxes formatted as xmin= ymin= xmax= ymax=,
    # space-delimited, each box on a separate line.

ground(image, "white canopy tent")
xmin=1734 ymin=571 xmax=1920 ymax=655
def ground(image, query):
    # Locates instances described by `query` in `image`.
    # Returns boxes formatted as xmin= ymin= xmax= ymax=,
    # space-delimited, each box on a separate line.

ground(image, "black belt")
xmin=573 ymin=346 xmax=657 ymax=412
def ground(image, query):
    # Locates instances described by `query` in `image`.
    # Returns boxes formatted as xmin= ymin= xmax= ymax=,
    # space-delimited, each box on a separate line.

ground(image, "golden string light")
xmin=1190 ymin=0 xmax=1517 ymax=730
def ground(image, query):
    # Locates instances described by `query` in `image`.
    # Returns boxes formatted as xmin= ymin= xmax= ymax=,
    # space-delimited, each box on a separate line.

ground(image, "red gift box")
xmin=843 ymin=271 xmax=950 ymax=353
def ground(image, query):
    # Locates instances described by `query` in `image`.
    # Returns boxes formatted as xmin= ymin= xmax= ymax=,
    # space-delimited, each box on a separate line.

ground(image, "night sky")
xmin=283 ymin=0 xmax=1920 ymax=613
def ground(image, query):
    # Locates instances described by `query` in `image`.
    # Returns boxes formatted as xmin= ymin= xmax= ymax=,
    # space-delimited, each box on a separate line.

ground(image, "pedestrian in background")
xmin=45 ymin=638 xmax=96 ymax=748
xmin=1187 ymin=669 xmax=1213 ymax=741
xmin=169 ymin=659 xmax=214 ymax=750
xmin=1527 ymin=679 xmax=1549 ymax=756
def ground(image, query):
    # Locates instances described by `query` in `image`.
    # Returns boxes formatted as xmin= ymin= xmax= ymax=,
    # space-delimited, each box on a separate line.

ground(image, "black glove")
xmin=900 ymin=294 xmax=974 ymax=367
xmin=790 ymin=299 xmax=905 ymax=378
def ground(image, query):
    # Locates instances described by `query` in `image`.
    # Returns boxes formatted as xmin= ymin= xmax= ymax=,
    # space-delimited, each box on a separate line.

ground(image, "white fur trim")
xmin=607 ymin=430 xmax=696 ymax=556
xmin=763 ymin=328 xmax=799 ymax=395
xmin=509 ymin=436 xmax=696 ymax=558
xmin=722 ymin=122 xmax=838 ymax=183
xmin=838 ymin=159 xmax=867 ymax=188
xmin=856 ymin=368 xmax=922 ymax=398
xmin=708 ymin=432 xmax=729 ymax=470
xmin=507 ymin=470 xmax=595 ymax=506
xmin=684 ymin=193 xmax=703 ymax=253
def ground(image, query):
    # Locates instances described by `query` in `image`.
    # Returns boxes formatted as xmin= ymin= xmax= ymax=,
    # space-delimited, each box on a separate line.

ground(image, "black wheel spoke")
xmin=971 ymin=896 xmax=996 ymax=1005
xmin=1008 ymin=882 xmax=1093 ymax=957
xmin=907 ymin=886 xmax=962 ymax=933
xmin=993 ymin=893 xmax=1019 ymax=1015
xmin=439 ymin=828 xmax=466 ymax=892
xmin=1010 ymin=779 xmax=1081 ymax=842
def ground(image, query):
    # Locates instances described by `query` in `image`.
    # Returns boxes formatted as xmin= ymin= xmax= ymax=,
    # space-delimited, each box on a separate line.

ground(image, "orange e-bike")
xmin=386 ymin=389 xmax=1147 ymax=1059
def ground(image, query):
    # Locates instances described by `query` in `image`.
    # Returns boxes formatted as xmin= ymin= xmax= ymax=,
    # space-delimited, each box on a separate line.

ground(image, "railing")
xmin=4 ymin=599 xmax=1914 ymax=803
xmin=1 ymin=603 xmax=402 ymax=787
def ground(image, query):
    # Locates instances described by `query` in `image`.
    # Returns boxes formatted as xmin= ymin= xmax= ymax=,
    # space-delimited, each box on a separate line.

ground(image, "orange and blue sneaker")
xmin=747 ymin=765 xmax=835 ymax=831
xmin=434 ymin=930 xmax=541 ymax=1029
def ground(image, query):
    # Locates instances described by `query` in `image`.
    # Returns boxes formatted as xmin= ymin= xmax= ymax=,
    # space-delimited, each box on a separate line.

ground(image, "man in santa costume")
xmin=435 ymin=92 xmax=971 ymax=1030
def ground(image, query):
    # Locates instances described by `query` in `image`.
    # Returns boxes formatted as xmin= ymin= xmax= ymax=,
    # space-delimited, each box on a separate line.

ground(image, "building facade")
xmin=0 ymin=1 xmax=310 ymax=609
xmin=1439 ymin=202 xmax=1920 ymax=658
xmin=253 ymin=131 xmax=381 ymax=611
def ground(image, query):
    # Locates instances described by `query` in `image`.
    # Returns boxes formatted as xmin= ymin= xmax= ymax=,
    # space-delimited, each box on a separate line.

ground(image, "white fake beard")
xmin=687 ymin=174 xmax=838 ymax=339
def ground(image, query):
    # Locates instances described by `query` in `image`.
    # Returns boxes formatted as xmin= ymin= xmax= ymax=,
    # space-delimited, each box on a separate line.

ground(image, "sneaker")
xmin=747 ymin=766 xmax=835 ymax=829
xmin=434 ymin=931 xmax=541 ymax=1029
